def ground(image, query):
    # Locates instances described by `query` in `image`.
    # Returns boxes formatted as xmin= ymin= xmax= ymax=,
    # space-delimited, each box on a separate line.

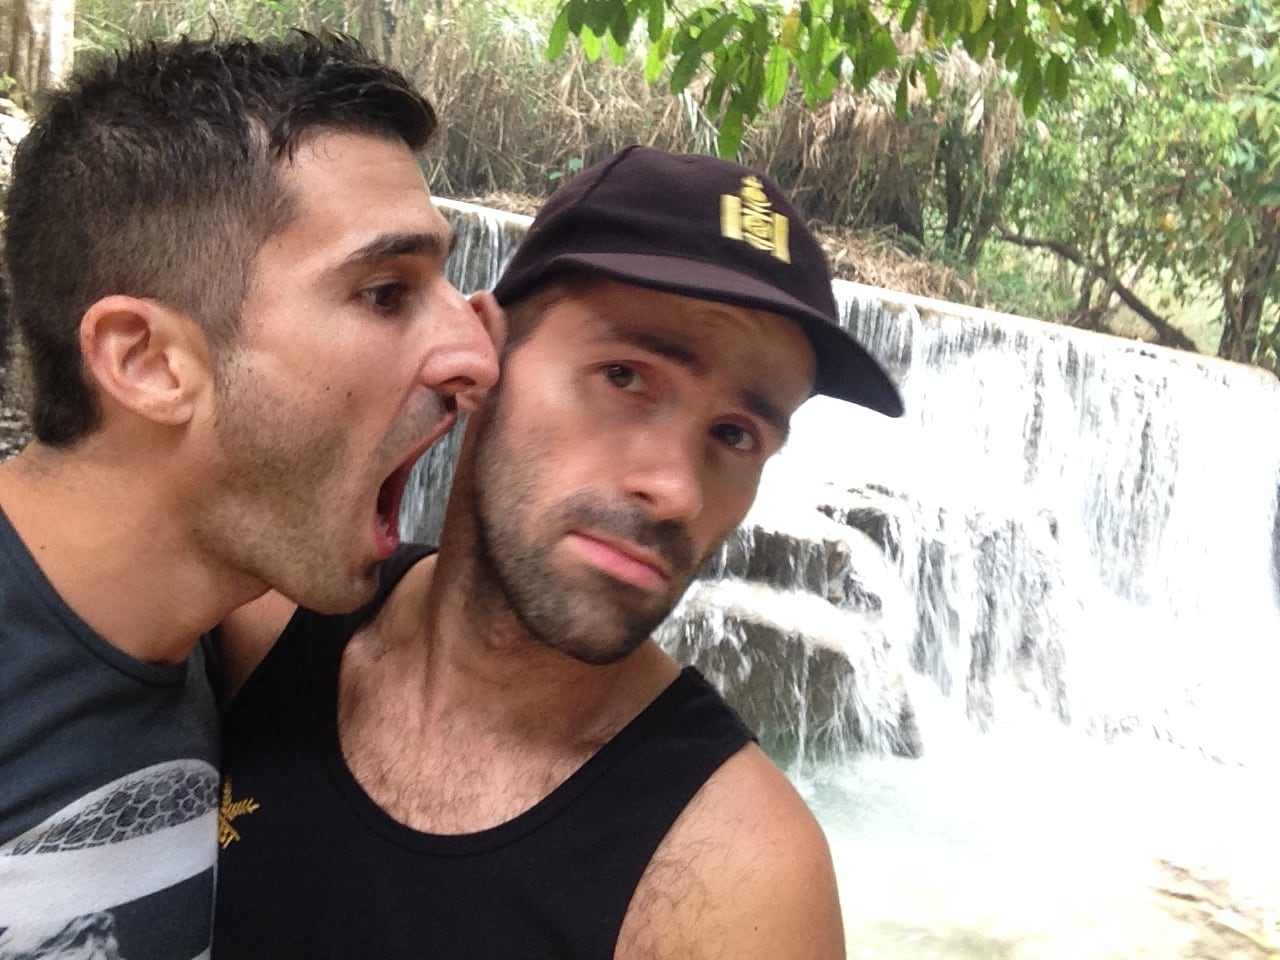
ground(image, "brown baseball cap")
xmin=492 ymin=145 xmax=904 ymax=417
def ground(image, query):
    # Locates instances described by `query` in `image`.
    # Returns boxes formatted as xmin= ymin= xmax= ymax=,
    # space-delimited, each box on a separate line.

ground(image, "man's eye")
xmin=360 ymin=283 xmax=408 ymax=313
xmin=711 ymin=422 xmax=757 ymax=452
xmin=604 ymin=363 xmax=646 ymax=392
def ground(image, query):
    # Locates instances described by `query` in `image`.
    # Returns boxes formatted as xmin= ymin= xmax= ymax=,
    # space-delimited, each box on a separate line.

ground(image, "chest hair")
xmin=337 ymin=649 xmax=609 ymax=835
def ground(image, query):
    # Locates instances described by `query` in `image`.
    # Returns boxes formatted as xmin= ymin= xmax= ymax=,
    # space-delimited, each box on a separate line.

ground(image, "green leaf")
xmin=1020 ymin=56 xmax=1043 ymax=114
xmin=814 ymin=67 xmax=840 ymax=100
xmin=579 ymin=0 xmax=614 ymax=36
xmin=1257 ymin=102 xmax=1274 ymax=142
xmin=566 ymin=0 xmax=584 ymax=34
xmin=656 ymin=26 xmax=672 ymax=61
xmin=899 ymin=0 xmax=921 ymax=31
xmin=765 ymin=45 xmax=789 ymax=107
xmin=1098 ymin=18 xmax=1119 ymax=57
xmin=1073 ymin=12 xmax=1097 ymax=46
xmin=963 ymin=26 xmax=986 ymax=57
xmin=580 ymin=25 xmax=602 ymax=62
xmin=872 ymin=27 xmax=900 ymax=71
xmin=669 ymin=46 xmax=703 ymax=93
xmin=923 ymin=57 xmax=941 ymax=98
xmin=698 ymin=13 xmax=737 ymax=52
xmin=969 ymin=0 xmax=987 ymax=31
xmin=608 ymin=1 xmax=633 ymax=46
xmin=1045 ymin=53 xmax=1069 ymax=99
xmin=605 ymin=29 xmax=627 ymax=63
xmin=548 ymin=4 xmax=571 ymax=60
xmin=806 ymin=19 xmax=830 ymax=78
xmin=647 ymin=0 xmax=665 ymax=42
xmin=717 ymin=104 xmax=746 ymax=158
xmin=644 ymin=39 xmax=665 ymax=82
xmin=1006 ymin=34 xmax=1031 ymax=71
xmin=1143 ymin=3 xmax=1163 ymax=32
xmin=706 ymin=73 xmax=730 ymax=113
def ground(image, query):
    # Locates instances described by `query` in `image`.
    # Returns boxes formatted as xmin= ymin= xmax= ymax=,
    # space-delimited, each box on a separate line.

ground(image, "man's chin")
xmin=292 ymin=568 xmax=380 ymax=617
xmin=551 ymin=634 xmax=649 ymax=667
xmin=535 ymin=605 xmax=668 ymax=666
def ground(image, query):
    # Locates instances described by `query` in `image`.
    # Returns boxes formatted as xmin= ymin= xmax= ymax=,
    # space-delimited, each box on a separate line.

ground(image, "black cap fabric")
xmin=492 ymin=145 xmax=904 ymax=417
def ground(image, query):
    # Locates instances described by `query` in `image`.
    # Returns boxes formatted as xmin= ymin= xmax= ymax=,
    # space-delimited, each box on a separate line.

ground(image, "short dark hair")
xmin=500 ymin=273 xmax=600 ymax=357
xmin=3 ymin=31 xmax=437 ymax=445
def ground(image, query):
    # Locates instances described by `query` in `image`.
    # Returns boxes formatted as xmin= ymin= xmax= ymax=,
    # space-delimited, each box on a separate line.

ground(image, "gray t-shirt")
xmin=0 ymin=506 xmax=219 ymax=959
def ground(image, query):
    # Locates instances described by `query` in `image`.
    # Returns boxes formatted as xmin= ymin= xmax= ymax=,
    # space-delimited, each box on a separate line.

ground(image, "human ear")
xmin=468 ymin=290 xmax=508 ymax=356
xmin=78 ymin=295 xmax=212 ymax=427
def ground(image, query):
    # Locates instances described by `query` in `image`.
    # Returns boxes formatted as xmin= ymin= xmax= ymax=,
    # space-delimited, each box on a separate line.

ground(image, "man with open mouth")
xmin=213 ymin=146 xmax=903 ymax=959
xmin=0 ymin=32 xmax=499 ymax=957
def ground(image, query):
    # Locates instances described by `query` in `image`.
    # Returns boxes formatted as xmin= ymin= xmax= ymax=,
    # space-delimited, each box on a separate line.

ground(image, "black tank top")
xmin=213 ymin=545 xmax=754 ymax=959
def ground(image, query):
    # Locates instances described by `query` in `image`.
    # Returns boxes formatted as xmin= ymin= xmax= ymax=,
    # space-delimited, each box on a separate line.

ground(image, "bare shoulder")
xmin=211 ymin=590 xmax=298 ymax=703
xmin=616 ymin=742 xmax=844 ymax=960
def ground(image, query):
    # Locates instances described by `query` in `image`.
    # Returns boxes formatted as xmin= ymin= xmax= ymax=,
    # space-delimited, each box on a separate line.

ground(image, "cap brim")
xmin=499 ymin=251 xmax=904 ymax=417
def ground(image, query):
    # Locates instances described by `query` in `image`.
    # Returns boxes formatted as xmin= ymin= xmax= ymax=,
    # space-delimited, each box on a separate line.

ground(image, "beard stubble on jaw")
xmin=468 ymin=390 xmax=701 ymax=666
xmin=203 ymin=358 xmax=452 ymax=612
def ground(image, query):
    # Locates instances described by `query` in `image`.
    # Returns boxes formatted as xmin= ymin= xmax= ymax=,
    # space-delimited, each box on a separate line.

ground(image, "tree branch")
xmin=996 ymin=227 xmax=1198 ymax=352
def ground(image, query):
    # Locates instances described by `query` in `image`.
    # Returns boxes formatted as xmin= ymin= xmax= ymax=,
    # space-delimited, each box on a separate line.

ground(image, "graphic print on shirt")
xmin=0 ymin=759 xmax=219 ymax=960
xmin=217 ymin=779 xmax=260 ymax=849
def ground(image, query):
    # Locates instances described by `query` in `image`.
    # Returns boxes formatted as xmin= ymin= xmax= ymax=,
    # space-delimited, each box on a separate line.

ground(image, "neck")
xmin=334 ymin=511 xmax=682 ymax=835
xmin=366 ymin=528 xmax=679 ymax=749
xmin=0 ymin=441 xmax=264 ymax=665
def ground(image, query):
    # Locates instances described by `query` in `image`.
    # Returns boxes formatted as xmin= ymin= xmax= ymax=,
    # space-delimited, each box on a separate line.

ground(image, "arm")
xmin=210 ymin=590 xmax=298 ymax=704
xmin=616 ymin=743 xmax=845 ymax=960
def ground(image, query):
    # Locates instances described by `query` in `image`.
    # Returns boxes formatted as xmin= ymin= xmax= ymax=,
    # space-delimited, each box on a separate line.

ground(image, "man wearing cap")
xmin=211 ymin=146 xmax=902 ymax=958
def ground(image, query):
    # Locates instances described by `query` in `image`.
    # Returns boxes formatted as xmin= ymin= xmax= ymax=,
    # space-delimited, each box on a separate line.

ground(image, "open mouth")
xmin=372 ymin=401 xmax=459 ymax=556
xmin=374 ymin=461 xmax=411 ymax=554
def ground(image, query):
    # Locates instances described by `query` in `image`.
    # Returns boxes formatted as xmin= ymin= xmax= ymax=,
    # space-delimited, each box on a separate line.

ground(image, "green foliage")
xmin=58 ymin=0 xmax=1274 ymax=369
xmin=548 ymin=0 xmax=1161 ymax=157
xmin=548 ymin=155 xmax=585 ymax=180
xmin=966 ymin=243 xmax=1076 ymax=320
xmin=1005 ymin=0 xmax=1279 ymax=364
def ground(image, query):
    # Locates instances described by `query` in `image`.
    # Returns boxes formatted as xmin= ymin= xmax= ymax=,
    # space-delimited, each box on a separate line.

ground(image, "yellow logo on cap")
xmin=720 ymin=176 xmax=791 ymax=263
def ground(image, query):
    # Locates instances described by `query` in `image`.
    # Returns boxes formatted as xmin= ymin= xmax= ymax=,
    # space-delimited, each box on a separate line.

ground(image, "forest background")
xmin=1 ymin=0 xmax=1277 ymax=372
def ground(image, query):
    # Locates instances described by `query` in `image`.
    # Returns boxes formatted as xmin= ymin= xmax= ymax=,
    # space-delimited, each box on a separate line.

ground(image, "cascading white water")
xmin=399 ymin=200 xmax=530 ymax=546
xmin=414 ymin=198 xmax=1280 ymax=956
xmin=815 ymin=284 xmax=1280 ymax=766
xmin=418 ymin=197 xmax=1280 ymax=768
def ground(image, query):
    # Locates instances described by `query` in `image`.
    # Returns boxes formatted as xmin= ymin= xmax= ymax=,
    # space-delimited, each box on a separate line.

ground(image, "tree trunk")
xmin=352 ymin=0 xmax=414 ymax=64
xmin=996 ymin=227 xmax=1198 ymax=351
xmin=355 ymin=0 xmax=388 ymax=61
xmin=938 ymin=126 xmax=966 ymax=255
xmin=4 ymin=0 xmax=74 ymax=109
xmin=1218 ymin=209 xmax=1280 ymax=366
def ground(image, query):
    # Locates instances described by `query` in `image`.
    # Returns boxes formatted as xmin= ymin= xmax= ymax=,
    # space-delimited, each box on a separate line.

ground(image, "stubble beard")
xmin=468 ymin=394 xmax=700 ymax=666
xmin=199 ymin=359 xmax=359 ymax=612
xmin=198 ymin=358 xmax=450 ymax=615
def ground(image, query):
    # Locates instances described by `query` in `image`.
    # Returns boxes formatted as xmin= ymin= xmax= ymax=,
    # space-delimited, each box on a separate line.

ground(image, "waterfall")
xmin=815 ymin=286 xmax=1280 ymax=769
xmin=399 ymin=199 xmax=530 ymax=546
xmin=413 ymin=198 xmax=1280 ymax=775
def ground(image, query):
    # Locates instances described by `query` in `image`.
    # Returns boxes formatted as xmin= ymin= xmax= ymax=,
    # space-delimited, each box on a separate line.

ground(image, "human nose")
xmin=622 ymin=422 xmax=705 ymax=524
xmin=420 ymin=282 xmax=502 ymax=412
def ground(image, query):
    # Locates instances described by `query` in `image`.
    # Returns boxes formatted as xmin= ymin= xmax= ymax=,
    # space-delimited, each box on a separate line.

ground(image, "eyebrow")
xmin=598 ymin=325 xmax=792 ymax=442
xmin=616 ymin=329 xmax=707 ymax=374
xmin=742 ymin=389 xmax=791 ymax=444
xmin=341 ymin=229 xmax=456 ymax=268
